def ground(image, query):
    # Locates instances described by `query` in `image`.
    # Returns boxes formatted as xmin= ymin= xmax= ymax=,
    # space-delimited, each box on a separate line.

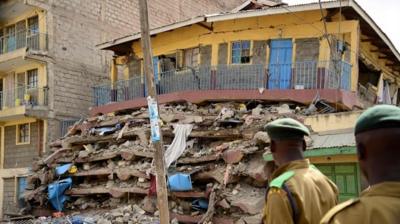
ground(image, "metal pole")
xmin=138 ymin=0 xmax=170 ymax=223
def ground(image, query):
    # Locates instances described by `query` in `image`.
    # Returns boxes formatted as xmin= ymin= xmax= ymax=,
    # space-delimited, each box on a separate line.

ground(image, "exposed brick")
xmin=43 ymin=0 xmax=245 ymax=143
xmin=222 ymin=149 xmax=244 ymax=164
xmin=4 ymin=122 xmax=40 ymax=169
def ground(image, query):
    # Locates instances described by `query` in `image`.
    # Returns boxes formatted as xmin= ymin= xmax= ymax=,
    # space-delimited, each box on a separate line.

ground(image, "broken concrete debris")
xmin=22 ymin=102 xmax=308 ymax=223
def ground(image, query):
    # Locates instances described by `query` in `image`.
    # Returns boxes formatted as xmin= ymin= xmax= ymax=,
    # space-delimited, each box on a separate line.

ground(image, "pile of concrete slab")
xmin=24 ymin=102 xmax=306 ymax=224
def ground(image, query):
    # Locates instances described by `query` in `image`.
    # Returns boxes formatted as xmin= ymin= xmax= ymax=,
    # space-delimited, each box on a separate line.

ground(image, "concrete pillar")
xmin=110 ymin=58 xmax=118 ymax=88
xmin=110 ymin=58 xmax=118 ymax=102
xmin=0 ymin=126 xmax=4 ymax=169
xmin=211 ymin=43 xmax=219 ymax=66
xmin=123 ymin=65 xmax=129 ymax=80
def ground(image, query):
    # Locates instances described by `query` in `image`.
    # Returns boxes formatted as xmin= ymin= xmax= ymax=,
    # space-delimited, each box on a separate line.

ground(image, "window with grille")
xmin=231 ymin=40 xmax=251 ymax=64
xmin=28 ymin=16 xmax=39 ymax=34
xmin=27 ymin=69 xmax=38 ymax=89
xmin=6 ymin=25 xmax=16 ymax=52
xmin=17 ymin=123 xmax=30 ymax=144
xmin=184 ymin=47 xmax=200 ymax=68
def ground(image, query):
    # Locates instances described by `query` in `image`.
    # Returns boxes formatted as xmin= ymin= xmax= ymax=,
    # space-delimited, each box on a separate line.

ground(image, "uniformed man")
xmin=321 ymin=105 xmax=400 ymax=224
xmin=262 ymin=118 xmax=338 ymax=224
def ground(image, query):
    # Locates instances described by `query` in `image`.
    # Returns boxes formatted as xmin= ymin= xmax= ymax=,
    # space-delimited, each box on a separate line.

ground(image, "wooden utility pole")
xmin=138 ymin=0 xmax=170 ymax=223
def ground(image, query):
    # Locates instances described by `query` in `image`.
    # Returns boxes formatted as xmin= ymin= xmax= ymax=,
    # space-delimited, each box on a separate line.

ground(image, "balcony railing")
xmin=93 ymin=60 xmax=352 ymax=106
xmin=0 ymin=30 xmax=48 ymax=55
xmin=0 ymin=86 xmax=48 ymax=110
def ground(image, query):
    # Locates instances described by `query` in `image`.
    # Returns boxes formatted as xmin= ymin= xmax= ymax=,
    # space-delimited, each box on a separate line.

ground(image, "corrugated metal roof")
xmin=309 ymin=131 xmax=355 ymax=149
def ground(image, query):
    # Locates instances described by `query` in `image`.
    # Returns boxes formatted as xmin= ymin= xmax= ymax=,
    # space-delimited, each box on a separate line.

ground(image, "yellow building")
xmin=94 ymin=0 xmax=400 ymax=115
xmin=0 ymin=2 xmax=49 ymax=217
xmin=95 ymin=0 xmax=400 ymax=201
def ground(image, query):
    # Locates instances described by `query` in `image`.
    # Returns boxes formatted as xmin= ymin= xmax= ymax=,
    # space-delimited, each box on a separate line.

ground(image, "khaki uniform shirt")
xmin=262 ymin=159 xmax=339 ymax=224
xmin=320 ymin=182 xmax=400 ymax=224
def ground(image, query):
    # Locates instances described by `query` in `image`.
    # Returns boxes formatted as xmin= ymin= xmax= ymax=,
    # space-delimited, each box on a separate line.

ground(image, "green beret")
xmin=264 ymin=118 xmax=310 ymax=140
xmin=355 ymin=105 xmax=400 ymax=135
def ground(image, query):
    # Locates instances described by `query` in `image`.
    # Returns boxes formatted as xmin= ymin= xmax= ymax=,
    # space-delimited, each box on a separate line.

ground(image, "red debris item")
xmin=148 ymin=174 xmax=157 ymax=196
xmin=53 ymin=212 xmax=64 ymax=218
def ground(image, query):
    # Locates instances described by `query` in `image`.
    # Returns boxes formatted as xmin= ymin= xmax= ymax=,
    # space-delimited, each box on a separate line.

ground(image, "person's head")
xmin=265 ymin=118 xmax=310 ymax=166
xmin=355 ymin=105 xmax=400 ymax=185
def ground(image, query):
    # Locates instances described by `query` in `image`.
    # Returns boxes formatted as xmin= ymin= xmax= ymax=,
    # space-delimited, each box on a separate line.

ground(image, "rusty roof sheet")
xmin=310 ymin=131 xmax=355 ymax=149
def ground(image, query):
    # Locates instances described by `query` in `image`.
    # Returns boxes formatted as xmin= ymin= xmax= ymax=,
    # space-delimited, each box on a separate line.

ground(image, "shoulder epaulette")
xmin=269 ymin=170 xmax=295 ymax=188
xmin=321 ymin=198 xmax=360 ymax=223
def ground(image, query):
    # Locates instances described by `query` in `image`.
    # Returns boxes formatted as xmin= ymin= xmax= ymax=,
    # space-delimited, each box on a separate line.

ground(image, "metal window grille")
xmin=27 ymin=69 xmax=38 ymax=89
xmin=18 ymin=124 xmax=29 ymax=143
xmin=61 ymin=119 xmax=80 ymax=137
xmin=231 ymin=40 xmax=251 ymax=64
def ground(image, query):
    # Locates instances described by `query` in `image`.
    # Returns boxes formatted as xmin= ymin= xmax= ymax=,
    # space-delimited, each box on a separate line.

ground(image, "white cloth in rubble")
xmin=164 ymin=124 xmax=193 ymax=169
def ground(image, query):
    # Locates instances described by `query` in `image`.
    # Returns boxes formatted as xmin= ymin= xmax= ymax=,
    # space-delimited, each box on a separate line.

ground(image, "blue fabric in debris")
xmin=192 ymin=199 xmax=209 ymax=211
xmin=167 ymin=173 xmax=192 ymax=191
xmin=70 ymin=216 xmax=83 ymax=224
xmin=48 ymin=178 xmax=72 ymax=211
xmin=55 ymin=163 xmax=73 ymax=176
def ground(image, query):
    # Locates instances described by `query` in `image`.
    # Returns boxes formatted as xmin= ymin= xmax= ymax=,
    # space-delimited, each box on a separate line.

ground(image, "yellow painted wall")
xmin=0 ymin=7 xmax=45 ymax=30
xmin=0 ymin=6 xmax=47 ymax=218
xmin=0 ymin=62 xmax=47 ymax=86
xmin=304 ymin=110 xmax=362 ymax=133
xmin=4 ymin=117 xmax=37 ymax=127
xmin=310 ymin=154 xmax=357 ymax=164
xmin=0 ymin=107 xmax=26 ymax=119
xmin=128 ymin=10 xmax=360 ymax=91
xmin=0 ymin=9 xmax=37 ymax=27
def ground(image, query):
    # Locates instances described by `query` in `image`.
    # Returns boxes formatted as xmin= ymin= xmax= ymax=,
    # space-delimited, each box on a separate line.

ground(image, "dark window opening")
xmin=231 ymin=40 xmax=251 ymax=64
xmin=17 ymin=123 xmax=30 ymax=144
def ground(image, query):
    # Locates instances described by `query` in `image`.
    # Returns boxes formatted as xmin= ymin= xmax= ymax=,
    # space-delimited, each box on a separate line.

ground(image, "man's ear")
xmin=270 ymin=140 xmax=276 ymax=153
xmin=302 ymin=139 xmax=306 ymax=151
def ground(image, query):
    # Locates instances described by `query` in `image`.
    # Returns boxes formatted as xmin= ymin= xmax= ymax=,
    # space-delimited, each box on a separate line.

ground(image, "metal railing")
xmin=93 ymin=60 xmax=352 ymax=106
xmin=61 ymin=119 xmax=80 ymax=136
xmin=0 ymin=30 xmax=48 ymax=55
xmin=0 ymin=86 xmax=48 ymax=110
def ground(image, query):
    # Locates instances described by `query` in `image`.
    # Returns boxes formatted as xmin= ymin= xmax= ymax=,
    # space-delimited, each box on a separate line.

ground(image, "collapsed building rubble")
xmin=20 ymin=102 xmax=312 ymax=224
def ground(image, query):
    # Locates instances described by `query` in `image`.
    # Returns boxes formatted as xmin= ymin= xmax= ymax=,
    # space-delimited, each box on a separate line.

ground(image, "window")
xmin=1 ymin=16 xmax=40 ymax=53
xmin=160 ymin=54 xmax=176 ymax=72
xmin=27 ymin=69 xmax=38 ymax=89
xmin=16 ymin=72 xmax=26 ymax=101
xmin=28 ymin=16 xmax=39 ymax=34
xmin=231 ymin=41 xmax=251 ymax=64
xmin=6 ymin=25 xmax=16 ymax=52
xmin=17 ymin=123 xmax=30 ymax=144
xmin=16 ymin=20 xmax=26 ymax=49
xmin=184 ymin=48 xmax=199 ymax=68
xmin=18 ymin=177 xmax=27 ymax=201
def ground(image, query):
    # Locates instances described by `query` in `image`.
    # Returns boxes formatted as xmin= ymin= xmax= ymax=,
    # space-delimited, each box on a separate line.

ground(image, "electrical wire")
xmin=319 ymin=0 xmax=332 ymax=51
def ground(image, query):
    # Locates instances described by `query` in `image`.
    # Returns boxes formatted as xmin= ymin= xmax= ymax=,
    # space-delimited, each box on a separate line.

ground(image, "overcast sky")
xmin=284 ymin=0 xmax=400 ymax=51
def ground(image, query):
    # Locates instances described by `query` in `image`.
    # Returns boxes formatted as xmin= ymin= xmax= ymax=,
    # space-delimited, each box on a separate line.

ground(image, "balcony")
xmin=0 ymin=86 xmax=48 ymax=121
xmin=92 ymin=60 xmax=357 ymax=115
xmin=0 ymin=30 xmax=48 ymax=72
